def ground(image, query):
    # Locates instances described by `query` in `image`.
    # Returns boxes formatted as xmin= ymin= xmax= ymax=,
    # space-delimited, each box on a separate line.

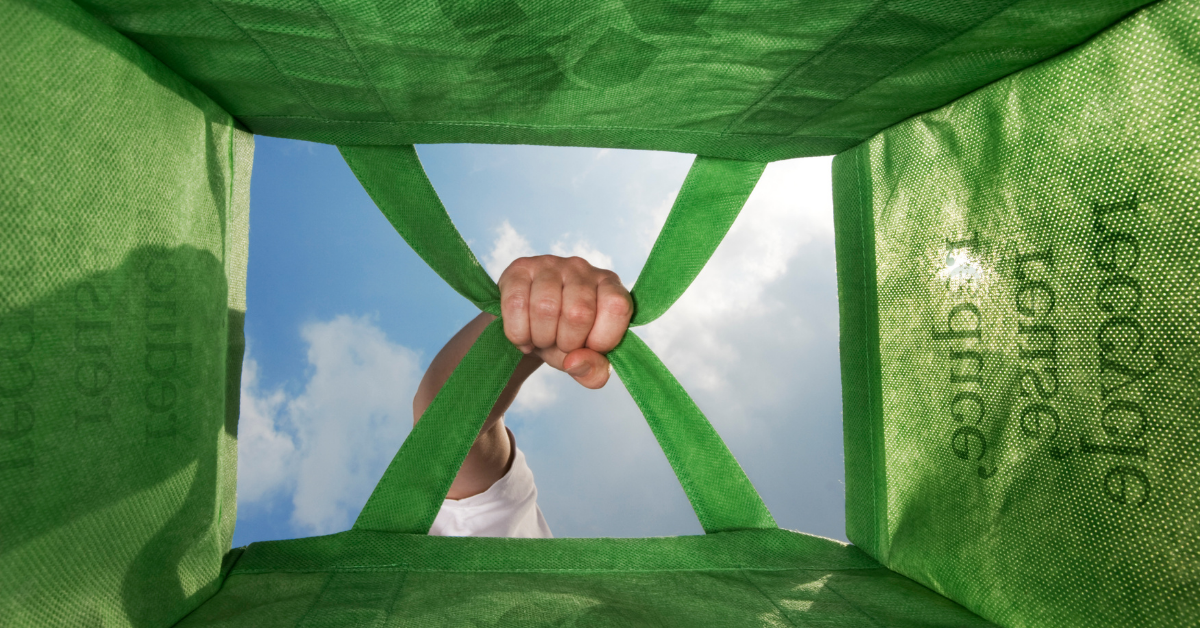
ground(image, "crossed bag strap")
xmin=339 ymin=145 xmax=774 ymax=535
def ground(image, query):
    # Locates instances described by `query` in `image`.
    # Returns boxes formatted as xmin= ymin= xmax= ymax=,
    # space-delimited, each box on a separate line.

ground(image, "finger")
xmin=532 ymin=345 xmax=610 ymax=389
xmin=498 ymin=260 xmax=534 ymax=353
xmin=557 ymin=263 xmax=596 ymax=353
xmin=532 ymin=344 xmax=567 ymax=372
xmin=586 ymin=274 xmax=633 ymax=353
xmin=562 ymin=347 xmax=611 ymax=389
xmin=529 ymin=267 xmax=563 ymax=350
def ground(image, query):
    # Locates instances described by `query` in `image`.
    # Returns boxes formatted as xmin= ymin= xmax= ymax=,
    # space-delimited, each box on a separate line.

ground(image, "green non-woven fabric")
xmin=179 ymin=529 xmax=996 ymax=627
xmin=0 ymin=1 xmax=252 ymax=627
xmin=7 ymin=0 xmax=1189 ymax=625
xmin=74 ymin=0 xmax=1152 ymax=161
xmin=833 ymin=0 xmax=1200 ymax=625
xmin=180 ymin=141 xmax=994 ymax=627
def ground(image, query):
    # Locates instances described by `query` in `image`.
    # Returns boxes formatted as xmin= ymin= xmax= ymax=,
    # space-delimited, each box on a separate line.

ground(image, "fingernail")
xmin=567 ymin=363 xmax=591 ymax=378
xmin=519 ymin=344 xmax=533 ymax=354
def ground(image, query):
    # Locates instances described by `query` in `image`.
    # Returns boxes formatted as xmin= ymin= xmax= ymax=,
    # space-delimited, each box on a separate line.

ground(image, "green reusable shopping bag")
xmin=175 ymin=145 xmax=996 ymax=627
xmin=833 ymin=0 xmax=1200 ymax=626
xmin=3 ymin=0 xmax=1197 ymax=626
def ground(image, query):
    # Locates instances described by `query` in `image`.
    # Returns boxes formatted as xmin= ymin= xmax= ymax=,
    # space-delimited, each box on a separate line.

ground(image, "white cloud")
xmin=641 ymin=157 xmax=834 ymax=393
xmin=236 ymin=358 xmax=294 ymax=504
xmin=237 ymin=315 xmax=423 ymax=535
xmin=483 ymin=219 xmax=615 ymax=280
xmin=637 ymin=191 xmax=678 ymax=257
xmin=483 ymin=220 xmax=535 ymax=279
xmin=550 ymin=236 xmax=614 ymax=270
xmin=508 ymin=366 xmax=560 ymax=415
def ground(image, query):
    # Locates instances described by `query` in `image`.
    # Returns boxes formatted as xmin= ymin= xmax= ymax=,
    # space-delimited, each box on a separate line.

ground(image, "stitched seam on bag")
xmin=239 ymin=116 xmax=863 ymax=140
xmin=865 ymin=147 xmax=889 ymax=560
xmin=721 ymin=3 xmax=882 ymax=133
xmin=854 ymin=145 xmax=876 ymax=557
xmin=725 ymin=0 xmax=1021 ymax=135
xmin=202 ymin=0 xmax=325 ymax=120
xmin=231 ymin=565 xmax=883 ymax=575
xmin=854 ymin=145 xmax=885 ymax=561
xmin=224 ymin=119 xmax=236 ymax=263
xmin=780 ymin=0 xmax=1021 ymax=132
xmin=821 ymin=576 xmax=886 ymax=628
xmin=740 ymin=570 xmax=799 ymax=628
xmin=294 ymin=572 xmax=337 ymax=627
xmin=381 ymin=570 xmax=408 ymax=626
xmin=305 ymin=0 xmax=396 ymax=122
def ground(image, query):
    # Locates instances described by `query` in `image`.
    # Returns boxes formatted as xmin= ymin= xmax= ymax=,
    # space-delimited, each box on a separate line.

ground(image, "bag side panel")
xmin=0 ymin=1 xmax=252 ymax=626
xmin=842 ymin=0 xmax=1200 ymax=625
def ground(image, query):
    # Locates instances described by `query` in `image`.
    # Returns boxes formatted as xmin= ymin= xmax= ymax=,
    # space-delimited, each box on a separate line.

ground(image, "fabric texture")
xmin=74 ymin=0 xmax=1152 ymax=161
xmin=4 ymin=0 xmax=1195 ymax=626
xmin=181 ymin=529 xmax=996 ymax=628
xmin=0 ymin=1 xmax=252 ymax=627
xmin=429 ymin=433 xmax=552 ymax=539
xmin=832 ymin=0 xmax=1200 ymax=626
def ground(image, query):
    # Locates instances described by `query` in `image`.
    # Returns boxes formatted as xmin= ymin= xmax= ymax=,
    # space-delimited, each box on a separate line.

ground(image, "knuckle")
xmin=564 ymin=304 xmax=595 ymax=327
xmin=600 ymin=293 xmax=632 ymax=319
xmin=533 ymin=298 xmax=560 ymax=319
xmin=506 ymin=257 xmax=532 ymax=274
xmin=501 ymin=293 xmax=528 ymax=312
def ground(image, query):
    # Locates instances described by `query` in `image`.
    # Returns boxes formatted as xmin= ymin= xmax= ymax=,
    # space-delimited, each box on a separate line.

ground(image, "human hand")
xmin=497 ymin=255 xmax=633 ymax=389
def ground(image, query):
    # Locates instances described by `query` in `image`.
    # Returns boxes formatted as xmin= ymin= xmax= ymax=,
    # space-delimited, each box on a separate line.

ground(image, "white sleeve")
xmin=428 ymin=430 xmax=552 ymax=539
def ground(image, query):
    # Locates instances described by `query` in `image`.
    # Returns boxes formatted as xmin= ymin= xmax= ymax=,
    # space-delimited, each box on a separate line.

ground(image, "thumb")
xmin=562 ymin=347 xmax=611 ymax=389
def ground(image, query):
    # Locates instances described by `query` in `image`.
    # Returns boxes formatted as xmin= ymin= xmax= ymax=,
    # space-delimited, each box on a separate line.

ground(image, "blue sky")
xmin=232 ymin=138 xmax=844 ymax=547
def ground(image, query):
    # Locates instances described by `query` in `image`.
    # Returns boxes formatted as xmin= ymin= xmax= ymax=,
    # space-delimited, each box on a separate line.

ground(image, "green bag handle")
xmin=340 ymin=145 xmax=774 ymax=534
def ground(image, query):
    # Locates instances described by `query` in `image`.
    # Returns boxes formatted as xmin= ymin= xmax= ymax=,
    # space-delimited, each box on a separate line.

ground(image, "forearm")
xmin=413 ymin=255 xmax=632 ymax=500
xmin=413 ymin=312 xmax=543 ymax=499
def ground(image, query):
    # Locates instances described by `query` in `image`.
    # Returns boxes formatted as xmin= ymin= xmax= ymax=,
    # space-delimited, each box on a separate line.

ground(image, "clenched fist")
xmin=413 ymin=255 xmax=632 ymax=499
xmin=498 ymin=255 xmax=633 ymax=389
